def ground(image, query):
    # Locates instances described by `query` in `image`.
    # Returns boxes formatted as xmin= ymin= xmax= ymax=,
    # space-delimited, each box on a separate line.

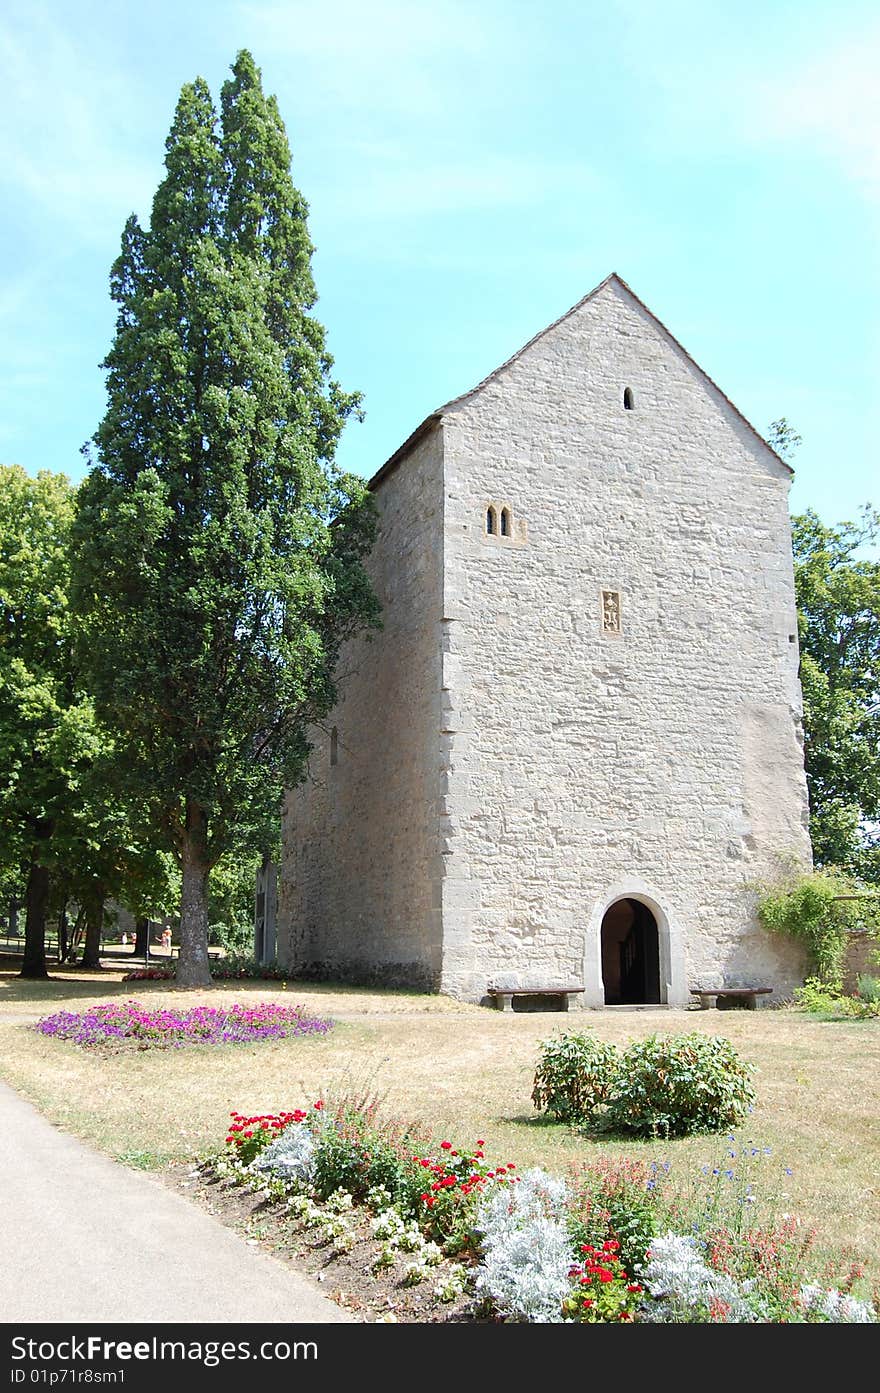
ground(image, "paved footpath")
xmin=0 ymin=1081 xmax=350 ymax=1324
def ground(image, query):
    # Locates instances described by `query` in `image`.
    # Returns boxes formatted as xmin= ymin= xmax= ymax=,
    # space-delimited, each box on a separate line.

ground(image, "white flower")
xmin=433 ymin=1264 xmax=469 ymax=1302
xmin=371 ymin=1209 xmax=406 ymax=1243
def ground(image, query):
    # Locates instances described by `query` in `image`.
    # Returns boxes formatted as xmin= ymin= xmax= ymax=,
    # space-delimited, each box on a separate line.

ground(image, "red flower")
xmin=477 ymin=1139 xmax=485 ymax=1146
xmin=314 ymin=1100 xmax=324 ymax=1110
xmin=440 ymin=1141 xmax=452 ymax=1150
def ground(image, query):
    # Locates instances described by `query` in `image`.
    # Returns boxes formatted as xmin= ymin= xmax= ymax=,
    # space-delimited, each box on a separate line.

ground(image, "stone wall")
xmin=276 ymin=424 xmax=446 ymax=988
xmin=842 ymin=931 xmax=880 ymax=994
xmin=437 ymin=278 xmax=812 ymax=1004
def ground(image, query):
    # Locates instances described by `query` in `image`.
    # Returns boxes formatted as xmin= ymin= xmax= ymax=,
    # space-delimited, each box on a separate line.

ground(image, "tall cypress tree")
xmin=72 ymin=52 xmax=378 ymax=987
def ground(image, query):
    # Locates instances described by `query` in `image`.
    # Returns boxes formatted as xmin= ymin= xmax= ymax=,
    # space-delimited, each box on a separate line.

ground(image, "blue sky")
xmin=1 ymin=0 xmax=878 ymax=523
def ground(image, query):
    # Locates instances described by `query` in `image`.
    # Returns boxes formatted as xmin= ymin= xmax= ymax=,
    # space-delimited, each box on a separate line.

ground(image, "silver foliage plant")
xmin=638 ymin=1232 xmax=761 ymax=1322
xmin=251 ymin=1122 xmax=316 ymax=1188
xmin=474 ymin=1168 xmax=575 ymax=1323
xmin=798 ymin=1284 xmax=876 ymax=1323
xmin=639 ymin=1233 xmax=877 ymax=1323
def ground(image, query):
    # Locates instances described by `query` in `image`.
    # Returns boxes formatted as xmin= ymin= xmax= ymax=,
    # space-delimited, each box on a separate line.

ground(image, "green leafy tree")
xmin=59 ymin=779 xmax=180 ymax=969
xmin=766 ymin=420 xmax=879 ymax=880
xmin=791 ymin=507 xmax=880 ymax=879
xmin=208 ymin=845 xmax=264 ymax=955
xmin=71 ymin=52 xmax=379 ymax=987
xmin=0 ymin=466 xmax=105 ymax=978
xmin=767 ymin=417 xmax=803 ymax=463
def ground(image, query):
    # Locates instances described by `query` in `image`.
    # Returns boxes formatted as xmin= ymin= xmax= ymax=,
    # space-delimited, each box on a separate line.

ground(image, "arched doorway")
xmin=600 ymin=898 xmax=661 ymax=1005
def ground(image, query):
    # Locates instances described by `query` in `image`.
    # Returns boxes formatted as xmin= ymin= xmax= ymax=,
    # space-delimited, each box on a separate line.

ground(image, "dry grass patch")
xmin=0 ymin=963 xmax=877 ymax=1282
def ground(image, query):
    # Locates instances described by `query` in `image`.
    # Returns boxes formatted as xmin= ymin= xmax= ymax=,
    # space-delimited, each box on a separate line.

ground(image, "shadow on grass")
xmin=0 ymin=955 xmax=438 ymax=1011
xmin=796 ymin=1010 xmax=880 ymax=1024
xmin=504 ymin=1111 xmax=715 ymax=1150
xmin=504 ymin=1112 xmax=563 ymax=1130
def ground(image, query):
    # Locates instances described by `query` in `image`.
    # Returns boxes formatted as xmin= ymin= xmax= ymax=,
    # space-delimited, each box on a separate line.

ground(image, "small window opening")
xmin=623 ymin=387 xmax=634 ymax=410
xmin=330 ymin=726 xmax=338 ymax=767
xmin=500 ymin=507 xmax=511 ymax=537
xmin=486 ymin=506 xmax=497 ymax=535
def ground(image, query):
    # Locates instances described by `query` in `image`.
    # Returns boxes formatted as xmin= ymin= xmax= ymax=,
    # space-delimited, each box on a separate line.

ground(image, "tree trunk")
xmin=176 ymin=800 xmax=213 ymax=988
xmin=133 ymin=916 xmax=150 ymax=960
xmin=20 ymin=860 xmax=50 ymax=979
xmin=57 ymin=900 xmax=69 ymax=964
xmin=69 ymin=906 xmax=86 ymax=959
xmin=81 ymin=895 xmax=104 ymax=970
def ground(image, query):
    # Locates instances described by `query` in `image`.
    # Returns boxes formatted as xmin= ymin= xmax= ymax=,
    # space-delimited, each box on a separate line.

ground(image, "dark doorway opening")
xmin=601 ymin=898 xmax=661 ymax=1005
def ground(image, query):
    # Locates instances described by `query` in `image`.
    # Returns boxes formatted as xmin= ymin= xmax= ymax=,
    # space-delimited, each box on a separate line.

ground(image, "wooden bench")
xmin=487 ymin=986 xmax=585 ymax=1013
xmin=691 ymin=987 xmax=772 ymax=1011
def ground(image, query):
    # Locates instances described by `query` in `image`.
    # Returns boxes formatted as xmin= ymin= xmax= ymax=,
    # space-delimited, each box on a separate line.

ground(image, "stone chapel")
xmin=273 ymin=273 xmax=812 ymax=1007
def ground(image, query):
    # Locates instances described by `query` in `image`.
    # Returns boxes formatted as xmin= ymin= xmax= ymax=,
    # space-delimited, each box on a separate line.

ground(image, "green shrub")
xmin=856 ymin=974 xmax=880 ymax=1004
xmin=794 ymin=976 xmax=880 ymax=1020
xmin=309 ymin=1100 xmax=428 ymax=1211
xmin=210 ymin=954 xmax=289 ymax=980
xmin=531 ymin=1031 xmax=619 ymax=1123
xmin=604 ymin=1034 xmax=756 ymax=1138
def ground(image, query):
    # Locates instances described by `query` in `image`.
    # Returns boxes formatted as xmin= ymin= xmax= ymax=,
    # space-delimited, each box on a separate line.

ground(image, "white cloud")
xmin=610 ymin=0 xmax=880 ymax=202
xmin=0 ymin=3 xmax=159 ymax=236
xmin=747 ymin=31 xmax=880 ymax=193
xmin=237 ymin=0 xmax=499 ymax=116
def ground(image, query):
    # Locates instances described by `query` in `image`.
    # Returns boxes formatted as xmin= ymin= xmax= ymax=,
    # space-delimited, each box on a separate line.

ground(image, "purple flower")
xmin=35 ymin=1000 xmax=333 ymax=1051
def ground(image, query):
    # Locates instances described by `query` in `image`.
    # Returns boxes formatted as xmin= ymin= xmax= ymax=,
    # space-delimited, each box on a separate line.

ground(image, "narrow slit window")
xmin=623 ymin=387 xmax=635 ymax=410
xmin=486 ymin=506 xmax=497 ymax=535
xmin=330 ymin=726 xmax=338 ymax=767
xmin=500 ymin=507 xmax=511 ymax=537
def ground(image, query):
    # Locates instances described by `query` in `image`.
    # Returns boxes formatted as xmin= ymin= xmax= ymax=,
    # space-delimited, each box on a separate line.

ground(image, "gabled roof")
xmin=367 ymin=272 xmax=791 ymax=492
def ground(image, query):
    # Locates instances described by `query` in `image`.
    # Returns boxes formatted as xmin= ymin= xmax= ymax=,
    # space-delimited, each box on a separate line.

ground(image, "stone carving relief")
xmin=602 ymin=589 xmax=622 ymax=636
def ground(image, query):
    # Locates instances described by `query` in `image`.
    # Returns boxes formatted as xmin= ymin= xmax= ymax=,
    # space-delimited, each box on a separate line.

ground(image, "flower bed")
xmin=206 ymin=1097 xmax=878 ymax=1324
xmin=35 ymin=1000 xmax=334 ymax=1050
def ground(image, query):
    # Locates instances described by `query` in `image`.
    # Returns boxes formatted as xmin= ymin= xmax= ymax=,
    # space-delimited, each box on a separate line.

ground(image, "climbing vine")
xmin=755 ymin=867 xmax=871 ymax=986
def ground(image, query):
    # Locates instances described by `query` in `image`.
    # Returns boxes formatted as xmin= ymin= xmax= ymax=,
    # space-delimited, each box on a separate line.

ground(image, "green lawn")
xmin=1 ymin=958 xmax=878 ymax=1284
